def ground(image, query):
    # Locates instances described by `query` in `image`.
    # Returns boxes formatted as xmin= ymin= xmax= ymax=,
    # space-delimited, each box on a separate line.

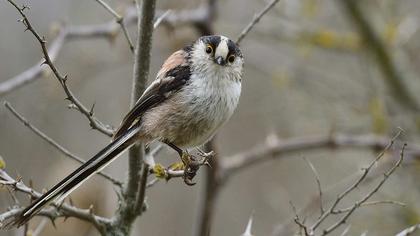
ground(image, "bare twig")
xmin=303 ymin=157 xmax=324 ymax=217
xmin=31 ymin=218 xmax=49 ymax=236
xmin=0 ymin=169 xmax=110 ymax=233
xmin=94 ymin=0 xmax=134 ymax=52
xmin=290 ymin=201 xmax=310 ymax=236
xmin=5 ymin=0 xmax=114 ymax=136
xmin=272 ymin=145 xmax=409 ymax=236
xmin=241 ymin=213 xmax=254 ymax=236
xmin=320 ymin=143 xmax=406 ymax=235
xmin=236 ymin=0 xmax=281 ymax=44
xmin=0 ymin=28 xmax=65 ymax=96
xmin=340 ymin=225 xmax=351 ymax=236
xmin=221 ymin=132 xmax=420 ymax=182
xmin=148 ymin=156 xmax=211 ymax=181
xmin=331 ymin=200 xmax=405 ymax=214
xmin=272 ymin=130 xmax=405 ymax=236
xmin=0 ymin=6 xmax=214 ymax=98
xmin=310 ymin=130 xmax=403 ymax=232
xmin=154 ymin=10 xmax=172 ymax=29
xmin=396 ymin=224 xmax=420 ymax=236
xmin=0 ymin=8 xmax=139 ymax=97
xmin=4 ymin=101 xmax=122 ymax=187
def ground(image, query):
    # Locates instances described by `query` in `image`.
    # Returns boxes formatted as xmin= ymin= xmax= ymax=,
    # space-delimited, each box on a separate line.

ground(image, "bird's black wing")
xmin=113 ymin=49 xmax=191 ymax=140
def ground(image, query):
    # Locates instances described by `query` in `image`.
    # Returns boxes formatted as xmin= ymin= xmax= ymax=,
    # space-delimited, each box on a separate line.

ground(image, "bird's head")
xmin=188 ymin=35 xmax=244 ymax=79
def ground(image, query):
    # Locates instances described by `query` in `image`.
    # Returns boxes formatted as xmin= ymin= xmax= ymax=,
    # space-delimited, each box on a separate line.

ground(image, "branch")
xmin=271 ymin=143 xmax=408 ymax=236
xmin=236 ymin=0 xmax=281 ymax=44
xmin=126 ymin=0 xmax=156 ymax=209
xmin=110 ymin=1 xmax=156 ymax=234
xmin=4 ymin=101 xmax=122 ymax=187
xmin=310 ymin=130 xmax=403 ymax=232
xmin=192 ymin=140 xmax=221 ymax=236
xmin=303 ymin=157 xmax=324 ymax=217
xmin=0 ymin=7 xmax=139 ymax=97
xmin=396 ymin=224 xmax=420 ymax=236
xmin=93 ymin=0 xmax=134 ymax=52
xmin=0 ymin=29 xmax=65 ymax=96
xmin=221 ymin=132 xmax=420 ymax=182
xmin=331 ymin=200 xmax=405 ymax=214
xmin=5 ymin=0 xmax=114 ymax=136
xmin=240 ymin=213 xmax=254 ymax=236
xmin=0 ymin=5 xmax=216 ymax=98
xmin=0 ymin=169 xmax=110 ymax=233
xmin=319 ymin=143 xmax=406 ymax=235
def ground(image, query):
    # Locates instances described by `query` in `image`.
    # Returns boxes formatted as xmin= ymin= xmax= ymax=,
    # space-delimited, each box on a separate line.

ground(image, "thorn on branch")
xmin=20 ymin=4 xmax=30 ymax=11
xmin=40 ymin=59 xmax=48 ymax=66
xmin=89 ymin=103 xmax=96 ymax=116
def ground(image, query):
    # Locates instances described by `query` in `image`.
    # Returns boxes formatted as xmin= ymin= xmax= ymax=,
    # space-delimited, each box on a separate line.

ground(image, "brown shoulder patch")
xmin=156 ymin=50 xmax=188 ymax=79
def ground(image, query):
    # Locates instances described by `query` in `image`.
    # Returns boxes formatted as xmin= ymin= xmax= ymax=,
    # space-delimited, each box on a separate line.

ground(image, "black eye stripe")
xmin=201 ymin=36 xmax=221 ymax=50
xmin=227 ymin=39 xmax=242 ymax=58
xmin=198 ymin=35 xmax=243 ymax=58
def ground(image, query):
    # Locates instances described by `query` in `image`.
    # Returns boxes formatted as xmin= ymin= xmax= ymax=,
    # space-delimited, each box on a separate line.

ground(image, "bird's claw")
xmin=180 ymin=150 xmax=215 ymax=185
xmin=181 ymin=151 xmax=199 ymax=185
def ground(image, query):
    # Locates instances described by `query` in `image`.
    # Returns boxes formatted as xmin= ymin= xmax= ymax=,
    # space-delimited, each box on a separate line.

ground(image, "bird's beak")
xmin=215 ymin=56 xmax=226 ymax=66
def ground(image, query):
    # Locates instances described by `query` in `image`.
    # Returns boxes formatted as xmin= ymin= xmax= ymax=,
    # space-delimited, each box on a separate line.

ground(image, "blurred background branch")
xmin=340 ymin=0 xmax=419 ymax=111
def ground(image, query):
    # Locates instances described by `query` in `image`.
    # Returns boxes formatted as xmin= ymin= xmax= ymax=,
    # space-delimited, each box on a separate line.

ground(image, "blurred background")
xmin=1 ymin=0 xmax=420 ymax=235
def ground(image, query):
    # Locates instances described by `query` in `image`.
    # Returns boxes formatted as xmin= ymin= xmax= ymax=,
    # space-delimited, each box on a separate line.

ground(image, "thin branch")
xmin=4 ymin=101 xmax=122 ymax=187
xmin=236 ymin=0 xmax=281 ymax=44
xmin=290 ymin=201 xmax=310 ymax=236
xmin=154 ymin=10 xmax=172 ymax=29
xmin=310 ymin=130 xmax=403 ymax=232
xmin=94 ymin=0 xmax=134 ymax=52
xmin=340 ymin=225 xmax=351 ymax=236
xmin=31 ymin=218 xmax=49 ymax=236
xmin=5 ymin=0 xmax=114 ymax=136
xmin=0 ymin=28 xmax=65 ymax=96
xmin=0 ymin=6 xmax=212 ymax=98
xmin=320 ymin=143 xmax=406 ymax=235
xmin=0 ymin=169 xmax=110 ymax=233
xmin=148 ymin=156 xmax=211 ymax=181
xmin=241 ymin=213 xmax=254 ymax=236
xmin=331 ymin=200 xmax=405 ymax=214
xmin=271 ymin=151 xmax=406 ymax=236
xmin=221 ymin=131 xmax=420 ymax=182
xmin=193 ymin=140 xmax=221 ymax=236
xmin=109 ymin=1 xmax=156 ymax=235
xmin=134 ymin=164 xmax=149 ymax=213
xmin=396 ymin=224 xmax=420 ymax=236
xmin=303 ymin=157 xmax=324 ymax=217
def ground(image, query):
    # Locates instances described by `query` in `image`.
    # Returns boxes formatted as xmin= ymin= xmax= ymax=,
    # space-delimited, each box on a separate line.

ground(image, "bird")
xmin=3 ymin=35 xmax=244 ymax=228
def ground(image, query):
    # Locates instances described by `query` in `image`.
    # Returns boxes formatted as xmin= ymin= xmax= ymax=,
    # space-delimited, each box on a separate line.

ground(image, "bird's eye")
xmin=205 ymin=45 xmax=213 ymax=54
xmin=228 ymin=55 xmax=235 ymax=63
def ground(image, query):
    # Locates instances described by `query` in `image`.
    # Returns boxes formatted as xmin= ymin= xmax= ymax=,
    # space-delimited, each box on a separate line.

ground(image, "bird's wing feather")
xmin=113 ymin=50 xmax=191 ymax=139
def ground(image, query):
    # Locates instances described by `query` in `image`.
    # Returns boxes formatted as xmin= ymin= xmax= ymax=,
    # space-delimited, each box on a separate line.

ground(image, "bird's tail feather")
xmin=2 ymin=124 xmax=142 ymax=229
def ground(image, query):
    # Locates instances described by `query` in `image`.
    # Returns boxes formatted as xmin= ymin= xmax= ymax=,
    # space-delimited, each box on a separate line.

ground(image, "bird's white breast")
xmin=180 ymin=72 xmax=241 ymax=147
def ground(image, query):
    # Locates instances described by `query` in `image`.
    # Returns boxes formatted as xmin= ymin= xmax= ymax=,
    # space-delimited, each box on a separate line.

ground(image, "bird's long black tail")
xmin=3 ymin=124 xmax=142 ymax=229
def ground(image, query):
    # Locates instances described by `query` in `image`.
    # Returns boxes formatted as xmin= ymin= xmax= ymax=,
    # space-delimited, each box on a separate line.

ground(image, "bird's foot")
xmin=196 ymin=148 xmax=215 ymax=168
xmin=181 ymin=150 xmax=199 ymax=186
xmin=180 ymin=149 xmax=214 ymax=185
